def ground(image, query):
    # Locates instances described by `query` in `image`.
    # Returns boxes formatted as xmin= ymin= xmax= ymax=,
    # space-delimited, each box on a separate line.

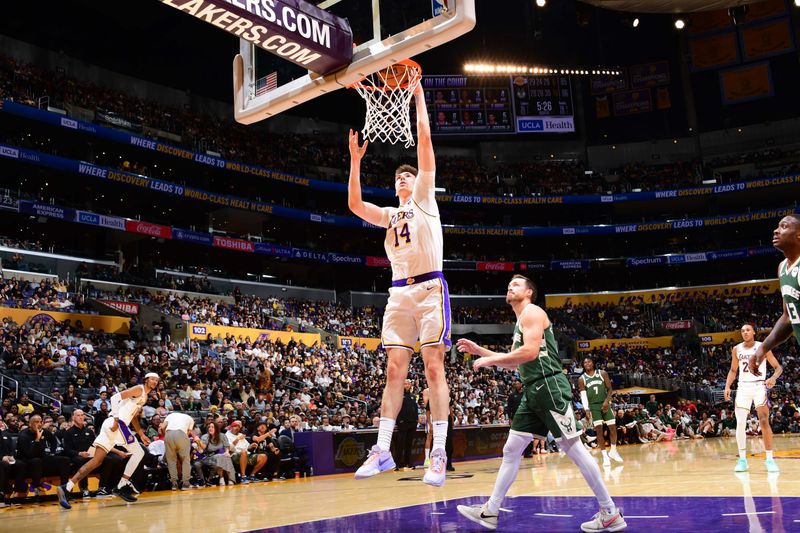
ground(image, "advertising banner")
xmin=187 ymin=323 xmax=321 ymax=346
xmin=576 ymin=336 xmax=673 ymax=352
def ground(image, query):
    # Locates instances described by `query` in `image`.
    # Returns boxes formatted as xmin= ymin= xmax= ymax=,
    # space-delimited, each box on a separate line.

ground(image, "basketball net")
xmin=351 ymin=60 xmax=422 ymax=148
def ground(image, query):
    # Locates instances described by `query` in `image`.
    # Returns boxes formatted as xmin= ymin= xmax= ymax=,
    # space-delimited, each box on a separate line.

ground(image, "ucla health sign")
xmin=516 ymin=116 xmax=575 ymax=133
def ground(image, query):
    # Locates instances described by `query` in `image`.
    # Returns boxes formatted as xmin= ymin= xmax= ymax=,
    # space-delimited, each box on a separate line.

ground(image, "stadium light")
xmin=632 ymin=17 xmax=640 ymax=28
xmin=674 ymin=18 xmax=686 ymax=29
xmin=536 ymin=0 xmax=546 ymax=6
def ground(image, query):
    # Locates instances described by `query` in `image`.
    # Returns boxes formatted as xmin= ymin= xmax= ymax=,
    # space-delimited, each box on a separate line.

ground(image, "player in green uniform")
xmin=455 ymin=275 xmax=626 ymax=532
xmin=579 ymin=358 xmax=623 ymax=466
xmin=751 ymin=215 xmax=800 ymax=374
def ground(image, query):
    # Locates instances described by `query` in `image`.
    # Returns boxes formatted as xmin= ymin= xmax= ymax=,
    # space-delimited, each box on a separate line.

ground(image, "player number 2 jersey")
xmin=513 ymin=305 xmax=562 ymax=384
xmin=779 ymin=258 xmax=800 ymax=342
xmin=383 ymin=172 xmax=443 ymax=280
xmin=736 ymin=341 xmax=766 ymax=383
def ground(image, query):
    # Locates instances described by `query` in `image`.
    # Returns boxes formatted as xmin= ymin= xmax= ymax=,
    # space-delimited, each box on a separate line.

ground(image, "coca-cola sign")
xmin=126 ymin=220 xmax=172 ymax=239
xmin=477 ymin=261 xmax=514 ymax=271
xmin=662 ymin=320 xmax=692 ymax=330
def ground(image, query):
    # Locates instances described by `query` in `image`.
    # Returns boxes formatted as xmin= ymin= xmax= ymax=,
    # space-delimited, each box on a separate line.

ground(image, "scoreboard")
xmin=422 ymin=74 xmax=575 ymax=135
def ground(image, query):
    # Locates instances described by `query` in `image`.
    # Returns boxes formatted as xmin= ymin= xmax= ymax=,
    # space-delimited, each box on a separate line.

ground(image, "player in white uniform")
xmin=57 ymin=373 xmax=160 ymax=508
xmin=724 ymin=324 xmax=782 ymax=473
xmin=348 ymin=81 xmax=451 ymax=487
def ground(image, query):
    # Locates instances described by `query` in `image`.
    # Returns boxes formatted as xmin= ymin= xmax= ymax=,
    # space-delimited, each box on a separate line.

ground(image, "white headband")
xmin=144 ymin=372 xmax=160 ymax=380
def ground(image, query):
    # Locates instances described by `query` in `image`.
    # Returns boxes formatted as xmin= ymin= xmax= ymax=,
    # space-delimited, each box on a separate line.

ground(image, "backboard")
xmin=233 ymin=0 xmax=476 ymax=124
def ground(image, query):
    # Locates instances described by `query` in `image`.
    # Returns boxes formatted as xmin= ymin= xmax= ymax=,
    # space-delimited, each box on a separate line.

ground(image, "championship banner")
xmin=690 ymin=32 xmax=739 ymax=71
xmin=720 ymin=62 xmax=773 ymax=104
xmin=0 ymin=307 xmax=130 ymax=335
xmin=699 ymin=331 xmax=742 ymax=345
xmin=629 ymin=61 xmax=670 ymax=89
xmin=746 ymin=0 xmax=787 ymax=22
xmin=612 ymin=89 xmax=652 ymax=116
xmin=99 ymin=300 xmax=140 ymax=315
xmin=740 ymin=19 xmax=795 ymax=61
xmin=546 ymin=279 xmax=779 ymax=309
xmin=158 ymin=0 xmax=353 ymax=75
xmin=590 ymin=72 xmax=627 ymax=94
xmin=576 ymin=336 xmax=673 ymax=352
xmin=187 ymin=323 xmax=321 ymax=346
xmin=689 ymin=9 xmax=732 ymax=35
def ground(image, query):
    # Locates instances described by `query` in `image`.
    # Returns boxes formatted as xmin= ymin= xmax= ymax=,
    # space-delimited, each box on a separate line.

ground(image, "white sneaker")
xmin=581 ymin=509 xmax=627 ymax=532
xmin=457 ymin=503 xmax=498 ymax=530
xmin=423 ymin=448 xmax=447 ymax=487
xmin=609 ymin=449 xmax=624 ymax=463
xmin=218 ymin=479 xmax=225 ymax=487
xmin=354 ymin=445 xmax=396 ymax=480
xmin=602 ymin=453 xmax=611 ymax=467
xmin=227 ymin=480 xmax=235 ymax=486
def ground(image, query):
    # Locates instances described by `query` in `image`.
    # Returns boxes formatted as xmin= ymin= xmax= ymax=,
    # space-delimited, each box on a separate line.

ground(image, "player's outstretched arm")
xmin=347 ymin=129 xmax=388 ymax=227
xmin=751 ymin=303 xmax=793 ymax=375
xmin=466 ymin=306 xmax=545 ymax=370
xmin=723 ymin=346 xmax=738 ymax=401
xmin=412 ymin=85 xmax=436 ymax=206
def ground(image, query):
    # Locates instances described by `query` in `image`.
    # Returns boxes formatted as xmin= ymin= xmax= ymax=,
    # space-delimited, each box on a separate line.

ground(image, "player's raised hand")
xmin=348 ymin=129 xmax=368 ymax=161
xmin=456 ymin=338 xmax=480 ymax=355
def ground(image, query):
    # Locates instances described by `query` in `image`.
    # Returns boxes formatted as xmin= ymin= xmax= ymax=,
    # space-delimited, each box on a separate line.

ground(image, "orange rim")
xmin=349 ymin=59 xmax=422 ymax=91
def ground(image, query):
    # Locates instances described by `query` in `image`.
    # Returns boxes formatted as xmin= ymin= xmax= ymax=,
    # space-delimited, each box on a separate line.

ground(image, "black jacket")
xmin=0 ymin=430 xmax=15 ymax=457
xmin=397 ymin=392 xmax=418 ymax=424
xmin=15 ymin=428 xmax=59 ymax=460
xmin=63 ymin=425 xmax=96 ymax=458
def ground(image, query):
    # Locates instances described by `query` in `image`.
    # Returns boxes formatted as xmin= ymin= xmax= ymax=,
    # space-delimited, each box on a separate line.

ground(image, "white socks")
xmin=487 ymin=430 xmax=532 ymax=515
xmin=560 ymin=435 xmax=616 ymax=515
xmin=66 ymin=480 xmax=74 ymax=491
xmin=425 ymin=449 xmax=430 ymax=461
xmin=610 ymin=444 xmax=617 ymax=453
xmin=432 ymin=420 xmax=448 ymax=451
xmin=766 ymin=450 xmax=774 ymax=460
xmin=735 ymin=408 xmax=747 ymax=458
xmin=377 ymin=417 xmax=396 ymax=452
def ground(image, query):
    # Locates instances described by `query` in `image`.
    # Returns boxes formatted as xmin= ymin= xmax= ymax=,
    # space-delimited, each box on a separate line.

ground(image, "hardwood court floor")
xmin=4 ymin=435 xmax=800 ymax=532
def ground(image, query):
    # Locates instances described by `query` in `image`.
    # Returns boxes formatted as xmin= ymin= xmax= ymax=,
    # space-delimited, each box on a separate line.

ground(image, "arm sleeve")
xmin=580 ymin=390 xmax=590 ymax=410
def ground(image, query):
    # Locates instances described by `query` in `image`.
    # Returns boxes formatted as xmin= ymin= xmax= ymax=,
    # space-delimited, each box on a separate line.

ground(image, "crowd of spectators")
xmin=0 ymin=276 xmax=92 ymax=314
xmin=561 ymin=291 xmax=783 ymax=339
xmin=7 ymin=54 xmax=792 ymax=199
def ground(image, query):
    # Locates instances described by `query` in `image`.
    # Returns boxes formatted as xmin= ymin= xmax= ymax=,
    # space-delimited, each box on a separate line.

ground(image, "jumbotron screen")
xmin=422 ymin=74 xmax=575 ymax=135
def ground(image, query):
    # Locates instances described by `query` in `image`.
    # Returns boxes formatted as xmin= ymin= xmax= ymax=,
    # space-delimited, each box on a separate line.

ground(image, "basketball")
xmin=381 ymin=65 xmax=408 ymax=89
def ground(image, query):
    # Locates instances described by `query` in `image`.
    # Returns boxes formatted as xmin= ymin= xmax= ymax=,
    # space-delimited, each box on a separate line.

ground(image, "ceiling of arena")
xmin=580 ymin=0 xmax=764 ymax=14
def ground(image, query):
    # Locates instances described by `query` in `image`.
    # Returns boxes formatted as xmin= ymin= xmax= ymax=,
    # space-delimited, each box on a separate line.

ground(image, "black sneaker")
xmin=82 ymin=490 xmax=91 ymax=499
xmin=56 ymin=484 xmax=72 ymax=510
xmin=171 ymin=482 xmax=179 ymax=491
xmin=180 ymin=483 xmax=189 ymax=491
xmin=112 ymin=484 xmax=138 ymax=503
xmin=95 ymin=488 xmax=112 ymax=499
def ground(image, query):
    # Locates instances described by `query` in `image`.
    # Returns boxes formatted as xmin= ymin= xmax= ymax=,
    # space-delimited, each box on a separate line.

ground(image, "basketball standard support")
xmin=233 ymin=0 xmax=476 ymax=124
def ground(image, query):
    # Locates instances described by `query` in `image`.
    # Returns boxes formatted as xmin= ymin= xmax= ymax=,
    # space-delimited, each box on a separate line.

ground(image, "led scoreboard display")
xmin=423 ymin=74 xmax=575 ymax=135
xmin=511 ymin=74 xmax=575 ymax=133
xmin=422 ymin=75 xmax=514 ymax=134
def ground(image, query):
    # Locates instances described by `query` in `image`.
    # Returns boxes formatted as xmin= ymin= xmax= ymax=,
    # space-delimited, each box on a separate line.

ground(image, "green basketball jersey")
xmin=513 ymin=304 xmax=562 ymax=383
xmin=582 ymin=371 xmax=607 ymax=405
xmin=780 ymin=258 xmax=800 ymax=342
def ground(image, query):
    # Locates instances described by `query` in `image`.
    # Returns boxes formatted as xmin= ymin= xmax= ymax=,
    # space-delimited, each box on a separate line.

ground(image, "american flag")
xmin=255 ymin=72 xmax=278 ymax=96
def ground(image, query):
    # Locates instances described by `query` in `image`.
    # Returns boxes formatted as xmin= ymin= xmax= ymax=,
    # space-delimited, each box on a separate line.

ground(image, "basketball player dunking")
xmin=348 ymin=82 xmax=451 ymax=487
xmin=57 ymin=373 xmax=160 ymax=508
xmin=751 ymin=215 xmax=800 ymax=373
xmin=456 ymin=276 xmax=625 ymax=532
xmin=724 ymin=323 xmax=781 ymax=473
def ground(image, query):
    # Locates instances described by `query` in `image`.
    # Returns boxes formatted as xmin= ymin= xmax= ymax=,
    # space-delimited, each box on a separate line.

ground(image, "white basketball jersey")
xmin=384 ymin=176 xmax=443 ymax=280
xmin=114 ymin=386 xmax=148 ymax=425
xmin=736 ymin=341 xmax=766 ymax=383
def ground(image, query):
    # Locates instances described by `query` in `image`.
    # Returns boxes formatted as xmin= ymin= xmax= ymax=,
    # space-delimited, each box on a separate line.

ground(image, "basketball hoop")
xmin=350 ymin=59 xmax=423 ymax=148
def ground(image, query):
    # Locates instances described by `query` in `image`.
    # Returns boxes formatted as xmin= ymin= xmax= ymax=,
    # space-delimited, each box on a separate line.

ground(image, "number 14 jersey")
xmin=383 ymin=173 xmax=443 ymax=280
